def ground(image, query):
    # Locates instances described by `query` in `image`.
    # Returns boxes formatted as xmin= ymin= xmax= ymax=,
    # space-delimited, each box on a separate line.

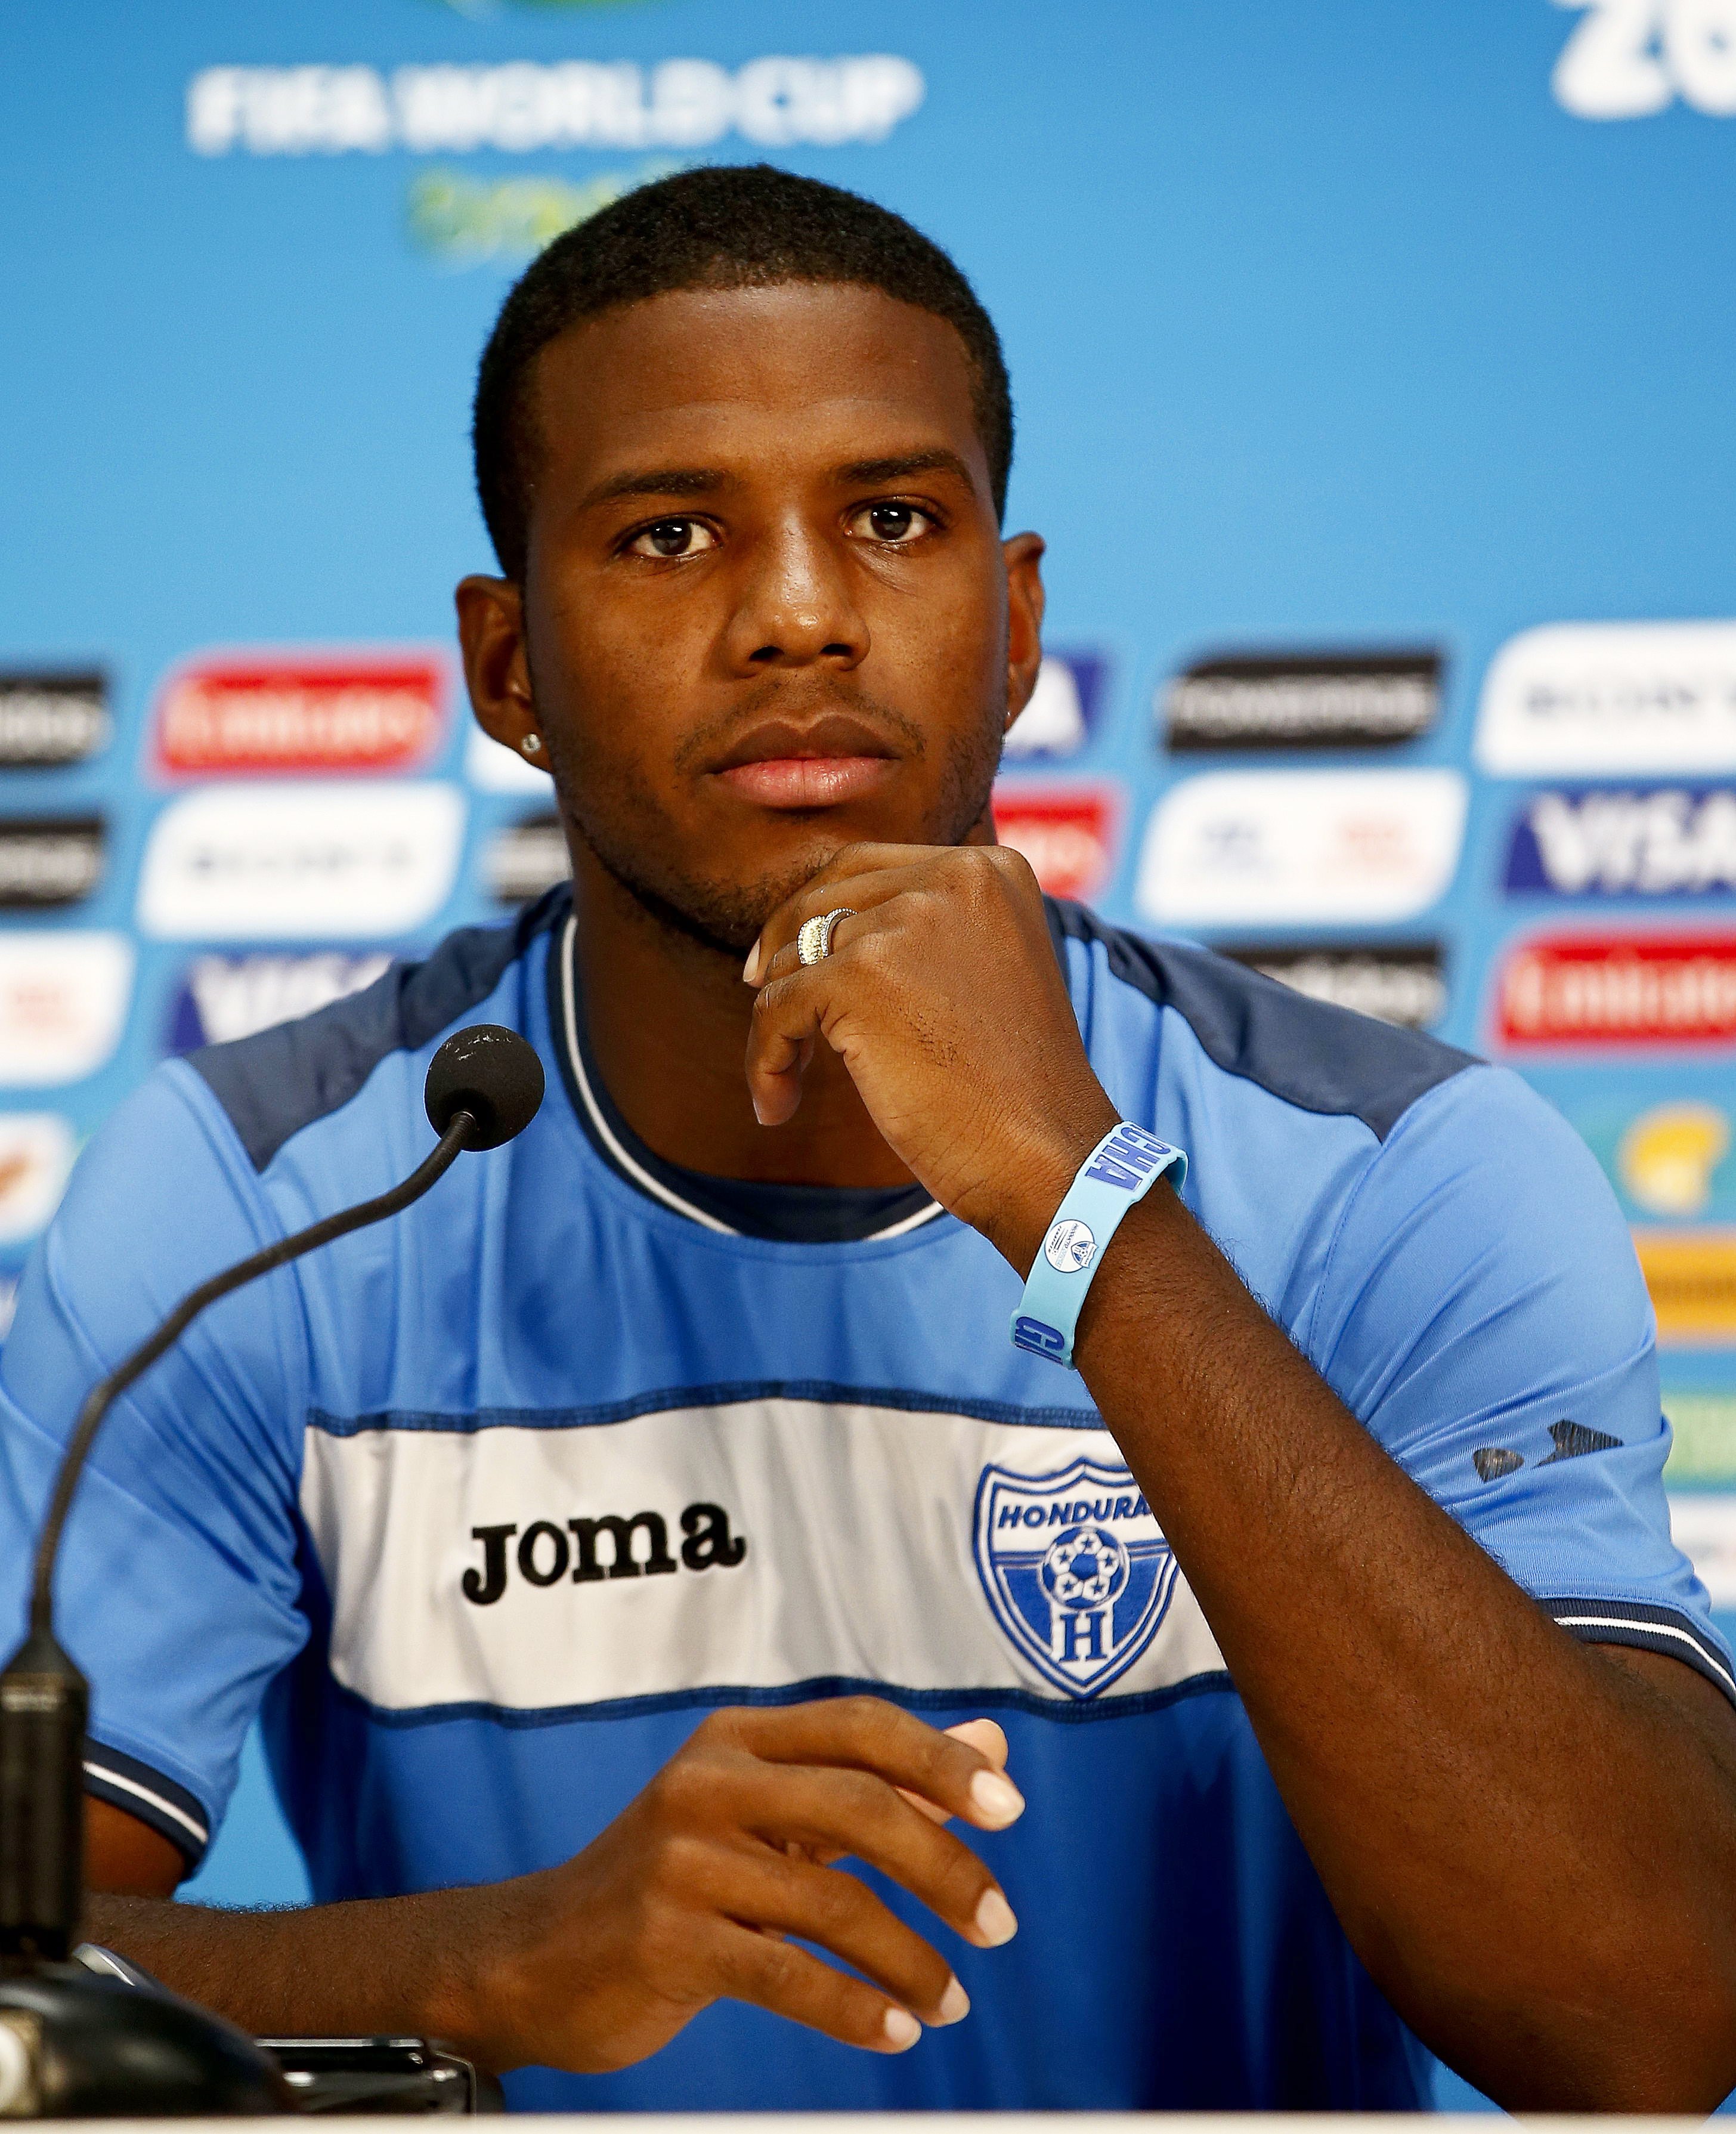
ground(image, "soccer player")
xmin=5 ymin=166 xmax=1736 ymax=2113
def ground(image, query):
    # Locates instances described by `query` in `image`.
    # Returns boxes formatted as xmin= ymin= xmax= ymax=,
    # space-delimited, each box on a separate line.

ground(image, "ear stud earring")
xmin=520 ymin=734 xmax=543 ymax=756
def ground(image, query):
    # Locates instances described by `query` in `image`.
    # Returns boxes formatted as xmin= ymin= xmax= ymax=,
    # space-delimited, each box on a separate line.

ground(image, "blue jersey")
xmin=1 ymin=890 xmax=1726 ymax=2112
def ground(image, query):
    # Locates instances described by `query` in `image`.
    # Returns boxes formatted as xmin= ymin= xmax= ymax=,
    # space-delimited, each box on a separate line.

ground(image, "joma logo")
xmin=461 ymin=1502 xmax=747 ymax=1606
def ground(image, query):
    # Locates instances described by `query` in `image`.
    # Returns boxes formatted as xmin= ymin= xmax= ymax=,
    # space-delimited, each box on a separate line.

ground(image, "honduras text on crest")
xmin=973 ymin=1456 xmax=1178 ymax=1698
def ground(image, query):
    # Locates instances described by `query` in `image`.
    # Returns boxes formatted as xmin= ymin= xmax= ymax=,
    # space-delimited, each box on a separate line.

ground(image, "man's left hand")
xmin=743 ymin=844 xmax=1115 ymax=1268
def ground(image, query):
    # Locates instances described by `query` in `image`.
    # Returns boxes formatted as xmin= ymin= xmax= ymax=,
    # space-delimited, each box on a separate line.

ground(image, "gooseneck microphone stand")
xmin=0 ymin=1023 xmax=543 ymax=2115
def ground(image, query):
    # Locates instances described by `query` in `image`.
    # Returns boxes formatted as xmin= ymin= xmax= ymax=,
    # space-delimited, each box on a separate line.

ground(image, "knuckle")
xmin=802 ymin=1863 xmax=869 ymax=1938
xmin=752 ymin=1935 xmax=806 ymax=2002
xmin=655 ymin=1828 xmax=716 ymax=1897
xmin=835 ymin=1767 xmax=898 ymax=1830
xmin=836 ymin=1692 xmax=899 ymax=1745
xmin=750 ymin=980 xmax=785 ymax=1025
xmin=934 ymin=1835 xmax=995 ymax=1915
xmin=654 ymin=1744 xmax=731 ymax=1825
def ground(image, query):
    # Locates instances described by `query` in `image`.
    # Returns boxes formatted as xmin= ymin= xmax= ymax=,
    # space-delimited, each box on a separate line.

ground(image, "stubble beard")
xmin=549 ymin=701 xmax=1005 ymax=962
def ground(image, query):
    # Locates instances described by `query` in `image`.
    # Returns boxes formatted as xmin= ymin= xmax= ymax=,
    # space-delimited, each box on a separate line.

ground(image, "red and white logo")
xmin=151 ymin=650 xmax=448 ymax=777
xmin=1496 ymin=932 xmax=1736 ymax=1047
xmin=0 ymin=933 xmax=134 ymax=1085
xmin=991 ymin=784 xmax=1121 ymax=901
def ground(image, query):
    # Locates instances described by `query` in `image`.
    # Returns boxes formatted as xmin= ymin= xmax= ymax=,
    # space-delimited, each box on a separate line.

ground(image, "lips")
xmin=707 ymin=710 xmax=903 ymax=812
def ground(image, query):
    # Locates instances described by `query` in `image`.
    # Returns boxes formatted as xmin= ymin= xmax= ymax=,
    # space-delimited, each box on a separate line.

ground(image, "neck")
xmin=569 ymin=847 xmax=915 ymax=1189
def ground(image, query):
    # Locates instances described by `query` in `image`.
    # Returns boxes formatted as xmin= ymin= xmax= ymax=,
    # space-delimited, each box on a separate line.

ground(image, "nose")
xmin=722 ymin=518 xmax=868 ymax=673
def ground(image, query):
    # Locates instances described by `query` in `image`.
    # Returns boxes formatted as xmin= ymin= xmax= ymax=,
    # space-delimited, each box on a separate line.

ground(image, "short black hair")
xmin=472 ymin=163 xmax=1013 ymax=580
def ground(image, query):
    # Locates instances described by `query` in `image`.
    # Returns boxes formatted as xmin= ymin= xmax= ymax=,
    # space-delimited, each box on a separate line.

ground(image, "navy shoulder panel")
xmin=188 ymin=887 xmax=568 ymax=1171
xmin=1048 ymin=899 xmax=1480 ymax=1142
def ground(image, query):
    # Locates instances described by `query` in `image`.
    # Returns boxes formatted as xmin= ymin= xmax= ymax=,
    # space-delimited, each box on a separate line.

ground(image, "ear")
xmin=1001 ymin=531 xmax=1047 ymax=733
xmin=455 ymin=575 xmax=546 ymax=765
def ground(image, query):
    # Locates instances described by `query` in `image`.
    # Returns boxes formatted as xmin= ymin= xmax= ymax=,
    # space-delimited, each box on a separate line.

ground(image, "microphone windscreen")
xmin=424 ymin=1025 xmax=545 ymax=1150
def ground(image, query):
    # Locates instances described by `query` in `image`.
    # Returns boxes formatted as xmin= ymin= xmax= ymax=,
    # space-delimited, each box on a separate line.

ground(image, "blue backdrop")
xmin=5 ymin=1 xmax=1736 ymax=2111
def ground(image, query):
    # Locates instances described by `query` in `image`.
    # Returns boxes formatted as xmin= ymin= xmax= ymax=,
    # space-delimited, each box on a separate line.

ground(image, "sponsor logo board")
xmin=0 ymin=818 xmax=105 ymax=907
xmin=1634 ymin=1230 xmax=1736 ymax=1345
xmin=487 ymin=812 xmax=571 ymax=907
xmin=1160 ymin=650 xmax=1441 ymax=753
xmin=1555 ymin=0 xmax=1736 ymax=120
xmin=187 ymin=57 xmax=924 ymax=157
xmin=0 ymin=671 xmax=110 ymax=768
xmin=1666 ymin=1391 xmax=1736 ymax=1484
xmin=1496 ymin=933 xmax=1736 ymax=1047
xmin=1002 ymin=652 xmax=1110 ymax=760
xmin=0 ymin=1114 xmax=76 ymax=1245
xmin=166 ymin=951 xmax=394 ymax=1053
xmin=1666 ymin=1494 xmax=1736 ymax=1608
xmin=1505 ymin=784 xmax=1736 ymax=897
xmin=1620 ymin=1102 xmax=1732 ymax=1218
xmin=152 ymin=651 xmax=446 ymax=777
xmin=137 ymin=784 xmax=465 ymax=940
xmin=991 ymin=783 xmax=1121 ymax=901
xmin=0 ymin=933 xmax=134 ymax=1085
xmin=1135 ymin=768 xmax=1466 ymax=927
xmin=1476 ymin=622 xmax=1736 ymax=777
xmin=1221 ymin=941 xmax=1447 ymax=1031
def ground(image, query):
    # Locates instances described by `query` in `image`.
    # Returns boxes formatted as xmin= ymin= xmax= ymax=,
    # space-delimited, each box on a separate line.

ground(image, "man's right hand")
xmin=88 ymin=1696 xmax=1024 ymax=2076
xmin=458 ymin=1697 xmax=1023 ymax=2071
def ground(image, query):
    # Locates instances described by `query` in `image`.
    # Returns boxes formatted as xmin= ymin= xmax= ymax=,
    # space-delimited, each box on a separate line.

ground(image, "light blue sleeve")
xmin=1308 ymin=1063 xmax=1733 ymax=1702
xmin=0 ymin=1062 xmax=311 ymax=1865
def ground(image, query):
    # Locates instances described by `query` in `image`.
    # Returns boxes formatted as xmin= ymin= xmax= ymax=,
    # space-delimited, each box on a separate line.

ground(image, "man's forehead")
xmin=529 ymin=281 xmax=985 ymax=485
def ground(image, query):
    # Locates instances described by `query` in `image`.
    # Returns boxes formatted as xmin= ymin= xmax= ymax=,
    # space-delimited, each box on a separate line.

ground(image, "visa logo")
xmin=1505 ymin=786 xmax=1736 ymax=898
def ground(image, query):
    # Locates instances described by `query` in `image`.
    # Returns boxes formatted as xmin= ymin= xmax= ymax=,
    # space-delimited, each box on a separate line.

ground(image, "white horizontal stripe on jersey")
xmin=300 ymin=1397 xmax=1226 ymax=1715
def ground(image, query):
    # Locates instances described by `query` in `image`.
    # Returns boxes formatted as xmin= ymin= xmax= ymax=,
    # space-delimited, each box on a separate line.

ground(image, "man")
xmin=4 ymin=164 xmax=1736 ymax=2112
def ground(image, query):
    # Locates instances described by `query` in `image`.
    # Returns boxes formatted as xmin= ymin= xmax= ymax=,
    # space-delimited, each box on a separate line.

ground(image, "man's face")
xmin=459 ymin=280 xmax=1045 ymax=955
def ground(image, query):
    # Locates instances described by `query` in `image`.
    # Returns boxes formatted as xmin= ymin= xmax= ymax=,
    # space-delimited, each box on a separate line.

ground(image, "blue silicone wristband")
xmin=1009 ymin=1121 xmax=1188 ymax=1369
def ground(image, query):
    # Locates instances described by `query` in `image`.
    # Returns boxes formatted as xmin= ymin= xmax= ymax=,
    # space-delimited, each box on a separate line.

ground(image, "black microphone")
xmin=0 ymin=1024 xmax=543 ymax=2117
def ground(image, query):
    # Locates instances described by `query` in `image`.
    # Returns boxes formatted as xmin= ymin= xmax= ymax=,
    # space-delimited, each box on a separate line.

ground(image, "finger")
xmin=719 ymin=1848 xmax=967 ymax=2025
xmin=952 ymin=1717 xmax=1010 ymax=1767
xmin=722 ymin=1760 xmax=1015 ymax=1949
xmin=744 ymin=966 xmax=830 ymax=1125
xmin=718 ymin=1696 xmax=1026 ymax=1831
xmin=742 ymin=852 xmax=943 ymax=985
xmin=900 ymin=1720 xmax=1010 ymax=1827
xmin=708 ymin=1917 xmax=927 ymax=2054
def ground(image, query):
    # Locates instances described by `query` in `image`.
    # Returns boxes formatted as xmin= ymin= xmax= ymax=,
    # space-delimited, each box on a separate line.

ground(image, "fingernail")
xmin=974 ymin=1889 xmax=1017 ymax=1947
xmin=883 ymin=2007 xmax=921 ymax=2051
xmin=969 ymin=1770 xmax=1025 ymax=1826
xmin=742 ymin=942 xmax=762 ymax=985
xmin=935 ymin=1976 xmax=970 ymax=2025
xmin=751 ymin=1096 xmax=768 ymax=1126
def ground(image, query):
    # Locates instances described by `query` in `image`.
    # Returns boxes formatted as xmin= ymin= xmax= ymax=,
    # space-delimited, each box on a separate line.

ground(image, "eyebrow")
xmin=578 ymin=466 xmax=726 ymax=511
xmin=576 ymin=447 xmax=979 ymax=514
xmin=835 ymin=449 xmax=977 ymax=493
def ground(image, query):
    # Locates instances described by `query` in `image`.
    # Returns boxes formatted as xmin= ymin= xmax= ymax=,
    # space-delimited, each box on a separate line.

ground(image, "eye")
xmin=849 ymin=501 xmax=933 ymax=546
xmin=628 ymin=518 xmax=716 ymax=559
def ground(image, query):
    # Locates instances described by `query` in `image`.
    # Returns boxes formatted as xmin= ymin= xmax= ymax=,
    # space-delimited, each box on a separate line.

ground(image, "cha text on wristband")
xmin=1010 ymin=1121 xmax=1188 ymax=1369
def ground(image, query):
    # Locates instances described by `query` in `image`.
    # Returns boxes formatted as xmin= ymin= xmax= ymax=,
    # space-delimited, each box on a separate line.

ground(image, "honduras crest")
xmin=972 ymin=1457 xmax=1178 ymax=1698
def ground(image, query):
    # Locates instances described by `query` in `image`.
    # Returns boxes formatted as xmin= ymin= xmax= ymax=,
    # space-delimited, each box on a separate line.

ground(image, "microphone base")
xmin=0 ymin=1960 xmax=291 ymax=2116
